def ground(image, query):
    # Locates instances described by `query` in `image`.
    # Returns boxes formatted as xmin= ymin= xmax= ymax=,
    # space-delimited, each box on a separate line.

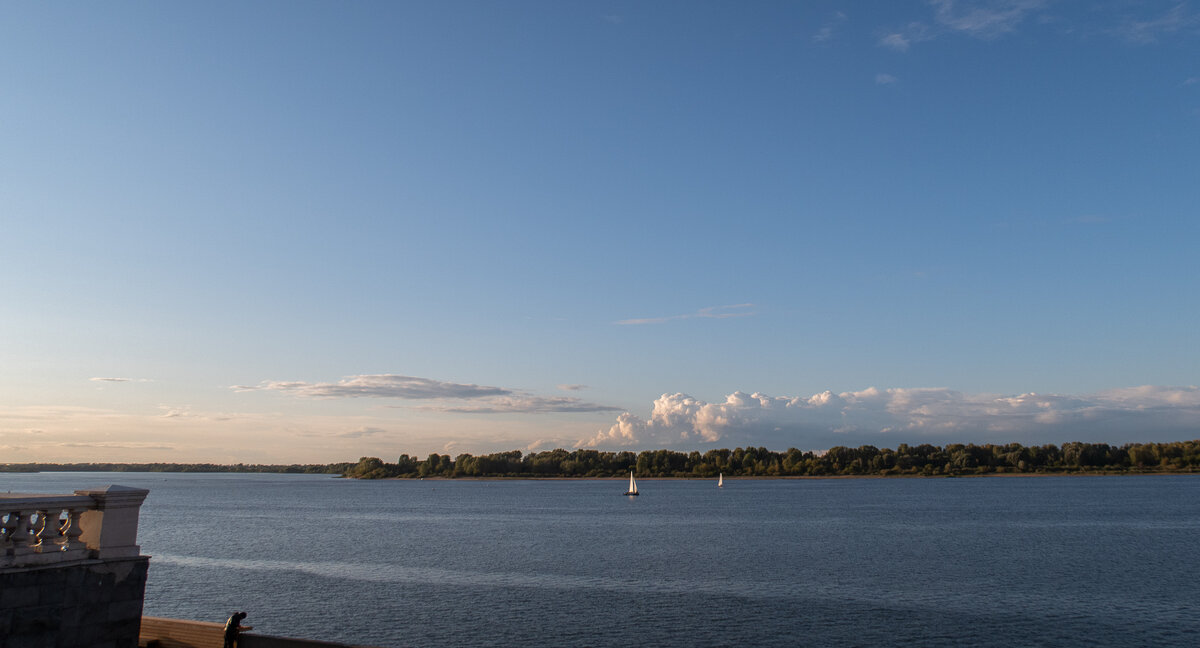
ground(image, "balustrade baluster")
xmin=7 ymin=509 xmax=37 ymax=557
xmin=35 ymin=509 xmax=65 ymax=552
xmin=62 ymin=508 xmax=87 ymax=552
xmin=2 ymin=511 xmax=14 ymax=544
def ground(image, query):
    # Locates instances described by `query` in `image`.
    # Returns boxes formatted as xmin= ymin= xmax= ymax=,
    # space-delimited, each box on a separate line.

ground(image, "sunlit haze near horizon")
xmin=2 ymin=1 xmax=1198 ymax=464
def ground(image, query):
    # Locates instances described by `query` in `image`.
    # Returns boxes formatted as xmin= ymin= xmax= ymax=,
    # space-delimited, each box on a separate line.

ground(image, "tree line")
xmin=343 ymin=440 xmax=1200 ymax=479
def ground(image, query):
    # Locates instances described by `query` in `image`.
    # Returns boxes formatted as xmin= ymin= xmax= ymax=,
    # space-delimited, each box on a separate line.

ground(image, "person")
xmin=223 ymin=611 xmax=251 ymax=648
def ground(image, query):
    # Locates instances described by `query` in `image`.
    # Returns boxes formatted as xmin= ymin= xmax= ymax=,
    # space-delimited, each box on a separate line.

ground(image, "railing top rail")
xmin=0 ymin=494 xmax=95 ymax=509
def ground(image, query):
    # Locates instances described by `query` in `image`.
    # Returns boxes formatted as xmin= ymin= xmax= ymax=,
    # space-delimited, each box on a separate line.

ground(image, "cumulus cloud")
xmin=579 ymin=386 xmax=1200 ymax=450
xmin=233 ymin=374 xmax=510 ymax=400
xmin=427 ymin=396 xmax=622 ymax=414
xmin=616 ymin=303 xmax=754 ymax=326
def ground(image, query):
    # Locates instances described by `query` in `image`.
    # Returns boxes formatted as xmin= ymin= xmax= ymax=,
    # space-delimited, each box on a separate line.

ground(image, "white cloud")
xmin=616 ymin=303 xmax=755 ymax=326
xmin=233 ymin=374 xmax=510 ymax=400
xmin=90 ymin=377 xmax=131 ymax=382
xmin=557 ymin=384 xmax=588 ymax=392
xmin=579 ymin=386 xmax=1200 ymax=450
xmin=876 ymin=73 xmax=899 ymax=85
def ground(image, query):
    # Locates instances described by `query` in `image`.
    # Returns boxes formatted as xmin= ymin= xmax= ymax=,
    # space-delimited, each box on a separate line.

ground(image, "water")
xmin=3 ymin=472 xmax=1198 ymax=647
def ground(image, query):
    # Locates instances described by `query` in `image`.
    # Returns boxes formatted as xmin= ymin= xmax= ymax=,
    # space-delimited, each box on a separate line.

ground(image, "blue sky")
xmin=2 ymin=1 xmax=1198 ymax=463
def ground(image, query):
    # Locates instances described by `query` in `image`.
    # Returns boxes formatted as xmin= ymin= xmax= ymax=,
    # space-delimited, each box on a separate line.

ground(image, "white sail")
xmin=718 ymin=473 xmax=723 ymax=487
xmin=629 ymin=471 xmax=638 ymax=494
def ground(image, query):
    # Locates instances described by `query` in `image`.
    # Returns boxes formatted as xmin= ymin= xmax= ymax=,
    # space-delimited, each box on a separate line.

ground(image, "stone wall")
xmin=0 ymin=556 xmax=148 ymax=648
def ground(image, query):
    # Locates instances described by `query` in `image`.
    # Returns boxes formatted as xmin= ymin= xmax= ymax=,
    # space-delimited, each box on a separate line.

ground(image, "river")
xmin=3 ymin=472 xmax=1197 ymax=647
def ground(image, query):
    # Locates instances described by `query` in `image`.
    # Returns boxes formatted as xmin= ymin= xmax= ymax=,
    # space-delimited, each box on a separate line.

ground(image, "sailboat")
xmin=624 ymin=471 xmax=639 ymax=496
xmin=718 ymin=473 xmax=724 ymax=488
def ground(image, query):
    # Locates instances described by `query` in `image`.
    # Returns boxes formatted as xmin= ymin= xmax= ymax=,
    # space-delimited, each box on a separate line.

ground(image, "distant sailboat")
xmin=624 ymin=471 xmax=639 ymax=496
xmin=718 ymin=473 xmax=724 ymax=488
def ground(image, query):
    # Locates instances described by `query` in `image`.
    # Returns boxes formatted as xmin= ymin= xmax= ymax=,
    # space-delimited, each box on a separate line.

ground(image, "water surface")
xmin=3 ymin=473 xmax=1197 ymax=647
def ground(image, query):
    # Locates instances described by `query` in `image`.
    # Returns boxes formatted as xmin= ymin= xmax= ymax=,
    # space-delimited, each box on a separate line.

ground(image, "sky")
xmin=2 ymin=1 xmax=1198 ymax=464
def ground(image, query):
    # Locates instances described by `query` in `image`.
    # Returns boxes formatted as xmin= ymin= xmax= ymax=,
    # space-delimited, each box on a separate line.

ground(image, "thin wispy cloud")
xmin=91 ymin=377 xmax=131 ymax=382
xmin=337 ymin=426 xmax=387 ymax=439
xmin=616 ymin=303 xmax=755 ymax=326
xmin=879 ymin=22 xmax=934 ymax=51
xmin=930 ymin=0 xmax=1047 ymax=39
xmin=579 ymin=385 xmax=1200 ymax=450
xmin=813 ymin=11 xmax=847 ymax=43
xmin=57 ymin=442 xmax=176 ymax=451
xmin=876 ymin=73 xmax=899 ymax=85
xmin=881 ymin=1 xmax=1046 ymax=50
xmin=159 ymin=407 xmax=189 ymax=419
xmin=1116 ymin=3 xmax=1199 ymax=44
xmin=233 ymin=374 xmax=510 ymax=400
xmin=427 ymin=396 xmax=622 ymax=414
xmin=557 ymin=384 xmax=588 ymax=392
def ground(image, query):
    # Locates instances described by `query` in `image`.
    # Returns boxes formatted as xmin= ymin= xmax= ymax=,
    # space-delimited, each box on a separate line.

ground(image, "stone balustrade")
xmin=1 ymin=484 xmax=149 ymax=569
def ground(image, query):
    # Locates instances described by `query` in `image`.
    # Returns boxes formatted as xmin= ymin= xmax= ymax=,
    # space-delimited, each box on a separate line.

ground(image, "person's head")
xmin=235 ymin=612 xmax=247 ymax=622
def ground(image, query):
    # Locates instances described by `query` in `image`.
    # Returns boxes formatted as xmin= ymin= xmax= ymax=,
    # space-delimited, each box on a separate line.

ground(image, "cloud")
xmin=557 ymin=384 xmax=588 ymax=392
xmin=876 ymin=73 xmax=899 ymax=85
xmin=879 ymin=22 xmax=933 ymax=51
xmin=1116 ymin=4 xmax=1199 ymax=44
xmin=427 ymin=396 xmax=622 ymax=414
xmin=616 ymin=303 xmax=755 ymax=326
xmin=233 ymin=374 xmax=510 ymax=400
xmin=813 ymin=11 xmax=847 ymax=43
xmin=337 ymin=426 xmax=387 ymax=439
xmin=1185 ymin=77 xmax=1199 ymax=86
xmin=56 ymin=442 xmax=176 ymax=451
xmin=880 ymin=1 xmax=1045 ymax=51
xmin=578 ymin=386 xmax=1200 ymax=450
xmin=930 ymin=0 xmax=1047 ymax=38
xmin=90 ymin=377 xmax=131 ymax=382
